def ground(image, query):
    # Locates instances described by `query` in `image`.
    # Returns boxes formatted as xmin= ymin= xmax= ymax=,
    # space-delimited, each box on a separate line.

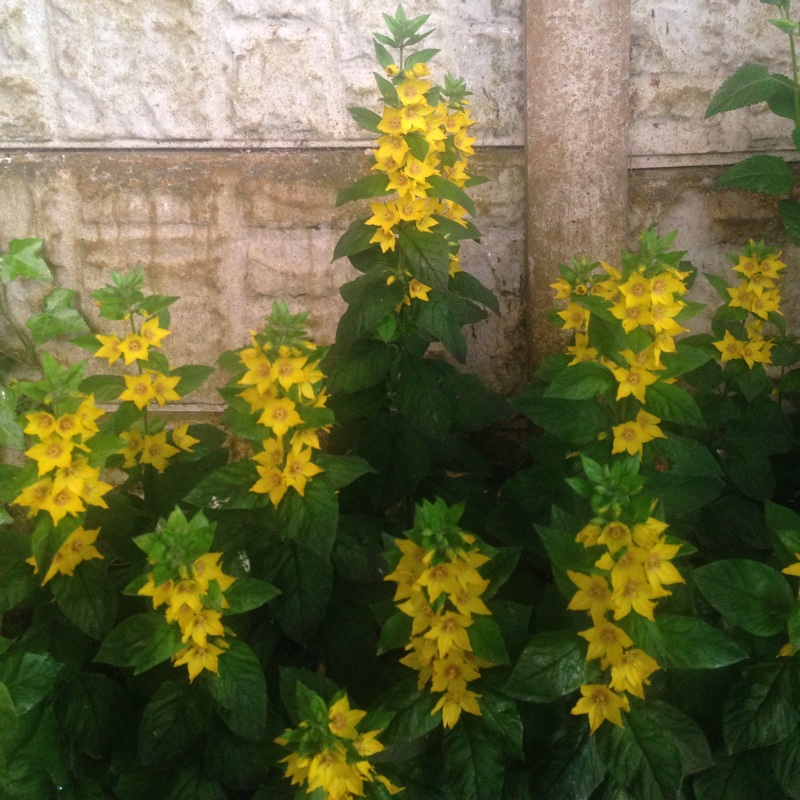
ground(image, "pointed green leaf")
xmin=348 ymin=106 xmax=383 ymax=134
xmin=717 ymin=154 xmax=794 ymax=195
xmin=334 ymin=217 xmax=376 ymax=261
xmin=398 ymin=227 xmax=450 ymax=292
xmin=706 ymin=64 xmax=777 ymax=117
xmin=336 ymin=174 xmax=392 ymax=207
xmin=779 ymin=197 xmax=800 ymax=244
xmin=50 ymin=561 xmax=118 ymax=640
xmin=505 ymin=631 xmax=588 ymax=702
xmin=95 ymin=613 xmax=184 ymax=674
xmin=644 ymin=381 xmax=705 ymax=427
xmin=426 ymin=175 xmax=476 ymax=216
xmin=544 ymin=361 xmax=614 ymax=400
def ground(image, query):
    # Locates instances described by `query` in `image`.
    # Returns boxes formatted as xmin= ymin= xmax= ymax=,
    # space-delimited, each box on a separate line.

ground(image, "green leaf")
xmin=405 ymin=131 xmax=430 ymax=162
xmin=779 ymin=197 xmax=800 ymax=245
xmin=78 ymin=375 xmax=126 ymax=402
xmin=693 ymin=559 xmax=794 ymax=636
xmin=414 ymin=296 xmax=468 ymax=362
xmin=50 ymin=561 xmax=118 ymax=640
xmin=395 ymin=354 xmax=452 ymax=438
xmin=658 ymin=344 xmax=714 ymax=380
xmin=333 ymin=217 xmax=375 ymax=261
xmin=450 ymin=271 xmax=498 ymax=313
xmin=377 ymin=610 xmax=412 ymax=654
xmin=717 ymin=154 xmax=794 ymax=195
xmin=478 ymin=691 xmax=523 ymax=760
xmin=536 ymin=525 xmax=599 ymax=596
xmin=373 ymin=41 xmax=394 ymax=69
xmin=532 ymin=722 xmax=605 ymax=800
xmin=138 ymin=681 xmax=209 ymax=765
xmin=765 ymin=500 xmax=800 ymax=554
xmin=432 ymin=215 xmax=482 ymax=243
xmin=0 ymin=238 xmax=52 ymax=283
xmin=0 ymin=651 xmax=61 ymax=714
xmin=25 ymin=288 xmax=90 ymax=344
xmin=504 ymin=631 xmax=588 ymax=701
xmin=467 ymin=615 xmax=509 ymax=665
xmin=636 ymin=700 xmax=713 ymax=776
xmin=336 ymin=174 xmax=392 ymax=207
xmin=694 ymin=751 xmax=782 ymax=800
xmin=596 ymin=701 xmax=683 ymax=800
xmin=620 ymin=614 xmax=747 ymax=670
xmin=348 ymin=106 xmax=383 ymax=134
xmin=644 ymin=381 xmax=705 ymax=427
xmin=95 ymin=613 xmax=184 ymax=675
xmin=380 ymin=679 xmax=440 ymax=744
xmin=706 ymin=63 xmax=778 ymax=117
xmin=544 ymin=361 xmax=614 ymax=400
xmin=443 ymin=715 xmax=505 ymax=800
xmin=202 ymin=640 xmax=266 ymax=741
xmin=337 ymin=271 xmax=405 ymax=342
xmin=222 ymin=577 xmax=280 ymax=615
xmin=724 ymin=660 xmax=798 ymax=753
xmin=324 ymin=339 xmax=392 ymax=393
xmin=514 ymin=390 xmax=607 ymax=446
xmin=773 ymin=725 xmax=800 ymax=797
xmin=398 ymin=227 xmax=451 ymax=293
xmin=404 ymin=48 xmax=440 ymax=69
xmin=170 ymin=364 xmax=214 ymax=398
xmin=276 ymin=479 xmax=339 ymax=559
xmin=0 ymin=680 xmax=16 ymax=729
xmin=314 ymin=454 xmax=376 ymax=490
xmin=705 ymin=272 xmax=733 ymax=302
xmin=0 ymin=387 xmax=23 ymax=450
xmin=0 ymin=530 xmax=38 ymax=613
xmin=426 ymin=174 xmax=476 ymax=217
xmin=374 ymin=71 xmax=399 ymax=104
xmin=265 ymin=542 xmax=333 ymax=644
xmin=183 ymin=460 xmax=263 ymax=509
xmin=62 ymin=672 xmax=126 ymax=758
xmin=168 ymin=763 xmax=226 ymax=800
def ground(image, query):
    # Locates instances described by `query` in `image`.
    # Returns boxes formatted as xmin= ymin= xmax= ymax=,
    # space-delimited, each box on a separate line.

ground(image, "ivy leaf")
xmin=717 ymin=154 xmax=794 ymax=195
xmin=0 ymin=238 xmax=52 ymax=283
xmin=705 ymin=64 xmax=778 ymax=116
xmin=25 ymin=288 xmax=90 ymax=345
xmin=693 ymin=559 xmax=794 ymax=636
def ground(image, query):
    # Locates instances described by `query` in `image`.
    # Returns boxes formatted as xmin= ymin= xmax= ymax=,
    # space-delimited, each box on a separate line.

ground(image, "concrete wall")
xmin=0 ymin=0 xmax=798 ymax=405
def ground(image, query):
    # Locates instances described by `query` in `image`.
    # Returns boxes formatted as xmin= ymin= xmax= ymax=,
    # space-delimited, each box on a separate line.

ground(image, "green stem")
xmin=785 ymin=7 xmax=800 ymax=126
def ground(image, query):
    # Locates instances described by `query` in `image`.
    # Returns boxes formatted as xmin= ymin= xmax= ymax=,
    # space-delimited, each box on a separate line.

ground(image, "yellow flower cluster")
xmin=239 ymin=335 xmax=327 ymax=507
xmin=713 ymin=248 xmax=784 ymax=368
xmin=118 ymin=423 xmax=198 ymax=473
xmin=569 ymin=514 xmax=684 ymax=732
xmin=277 ymin=695 xmax=402 ymax=800
xmin=138 ymin=552 xmax=236 ymax=681
xmin=385 ymin=534 xmax=493 ymax=729
xmin=26 ymin=525 xmax=103 ymax=585
xmin=366 ymin=63 xmax=476 ymax=251
xmin=14 ymin=399 xmax=113 ymax=526
xmin=552 ymin=259 xmax=693 ymax=458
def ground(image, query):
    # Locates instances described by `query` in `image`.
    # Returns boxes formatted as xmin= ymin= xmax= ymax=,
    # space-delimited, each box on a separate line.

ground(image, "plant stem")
xmin=0 ymin=287 xmax=42 ymax=371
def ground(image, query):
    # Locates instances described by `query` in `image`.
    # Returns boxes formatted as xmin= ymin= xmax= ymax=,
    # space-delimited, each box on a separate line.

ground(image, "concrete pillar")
xmin=525 ymin=0 xmax=630 ymax=368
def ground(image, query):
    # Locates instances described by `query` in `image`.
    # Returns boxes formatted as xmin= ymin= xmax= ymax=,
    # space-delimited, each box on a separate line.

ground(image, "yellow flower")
xmin=140 ymin=431 xmax=180 ymax=472
xmin=713 ymin=330 xmax=745 ymax=362
xmin=12 ymin=477 xmax=54 ymax=517
xmin=173 ymin=641 xmax=225 ymax=681
xmin=94 ymin=333 xmax=124 ymax=365
xmin=431 ymin=686 xmax=482 ymax=729
xmin=25 ymin=435 xmax=75 ymax=476
xmin=612 ymin=364 xmax=659 ymax=404
xmin=119 ymin=427 xmax=144 ymax=467
xmin=408 ymin=279 xmax=432 ymax=302
xmin=431 ymin=651 xmax=481 ymax=693
xmin=251 ymin=463 xmax=288 ymax=507
xmin=151 ymin=372 xmax=182 ymax=405
xmin=566 ymin=571 xmax=612 ymax=624
xmin=180 ymin=608 xmax=225 ymax=646
xmin=172 ymin=423 xmax=200 ymax=452
xmin=424 ymin=611 xmax=473 ymax=658
xmin=571 ymin=684 xmax=629 ymax=733
xmin=24 ymin=411 xmax=56 ymax=438
xmin=118 ymin=333 xmax=150 ymax=365
xmin=578 ymin=621 xmax=633 ymax=663
xmin=258 ymin=397 xmax=302 ymax=437
xmin=239 ymin=350 xmax=274 ymax=394
xmin=120 ymin=373 xmax=156 ymax=410
xmin=42 ymin=526 xmax=102 ymax=584
xmin=557 ymin=302 xmax=590 ymax=331
xmin=139 ymin=316 xmax=171 ymax=347
xmin=609 ymin=649 xmax=659 ymax=699
xmin=282 ymin=447 xmax=324 ymax=497
xmin=328 ymin=696 xmax=367 ymax=739
xmin=385 ymin=63 xmax=399 ymax=77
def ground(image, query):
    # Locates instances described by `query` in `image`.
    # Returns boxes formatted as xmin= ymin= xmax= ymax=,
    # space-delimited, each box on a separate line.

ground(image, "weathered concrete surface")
xmin=629 ymin=166 xmax=800 ymax=336
xmin=0 ymin=148 xmax=525 ymax=402
xmin=526 ymin=0 xmax=630 ymax=368
xmin=631 ymin=0 xmax=795 ymax=158
xmin=0 ymin=0 xmax=524 ymax=147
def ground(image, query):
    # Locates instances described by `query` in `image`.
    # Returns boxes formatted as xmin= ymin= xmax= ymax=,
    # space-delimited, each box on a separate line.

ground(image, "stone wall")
xmin=0 ymin=0 xmax=798 ymax=407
